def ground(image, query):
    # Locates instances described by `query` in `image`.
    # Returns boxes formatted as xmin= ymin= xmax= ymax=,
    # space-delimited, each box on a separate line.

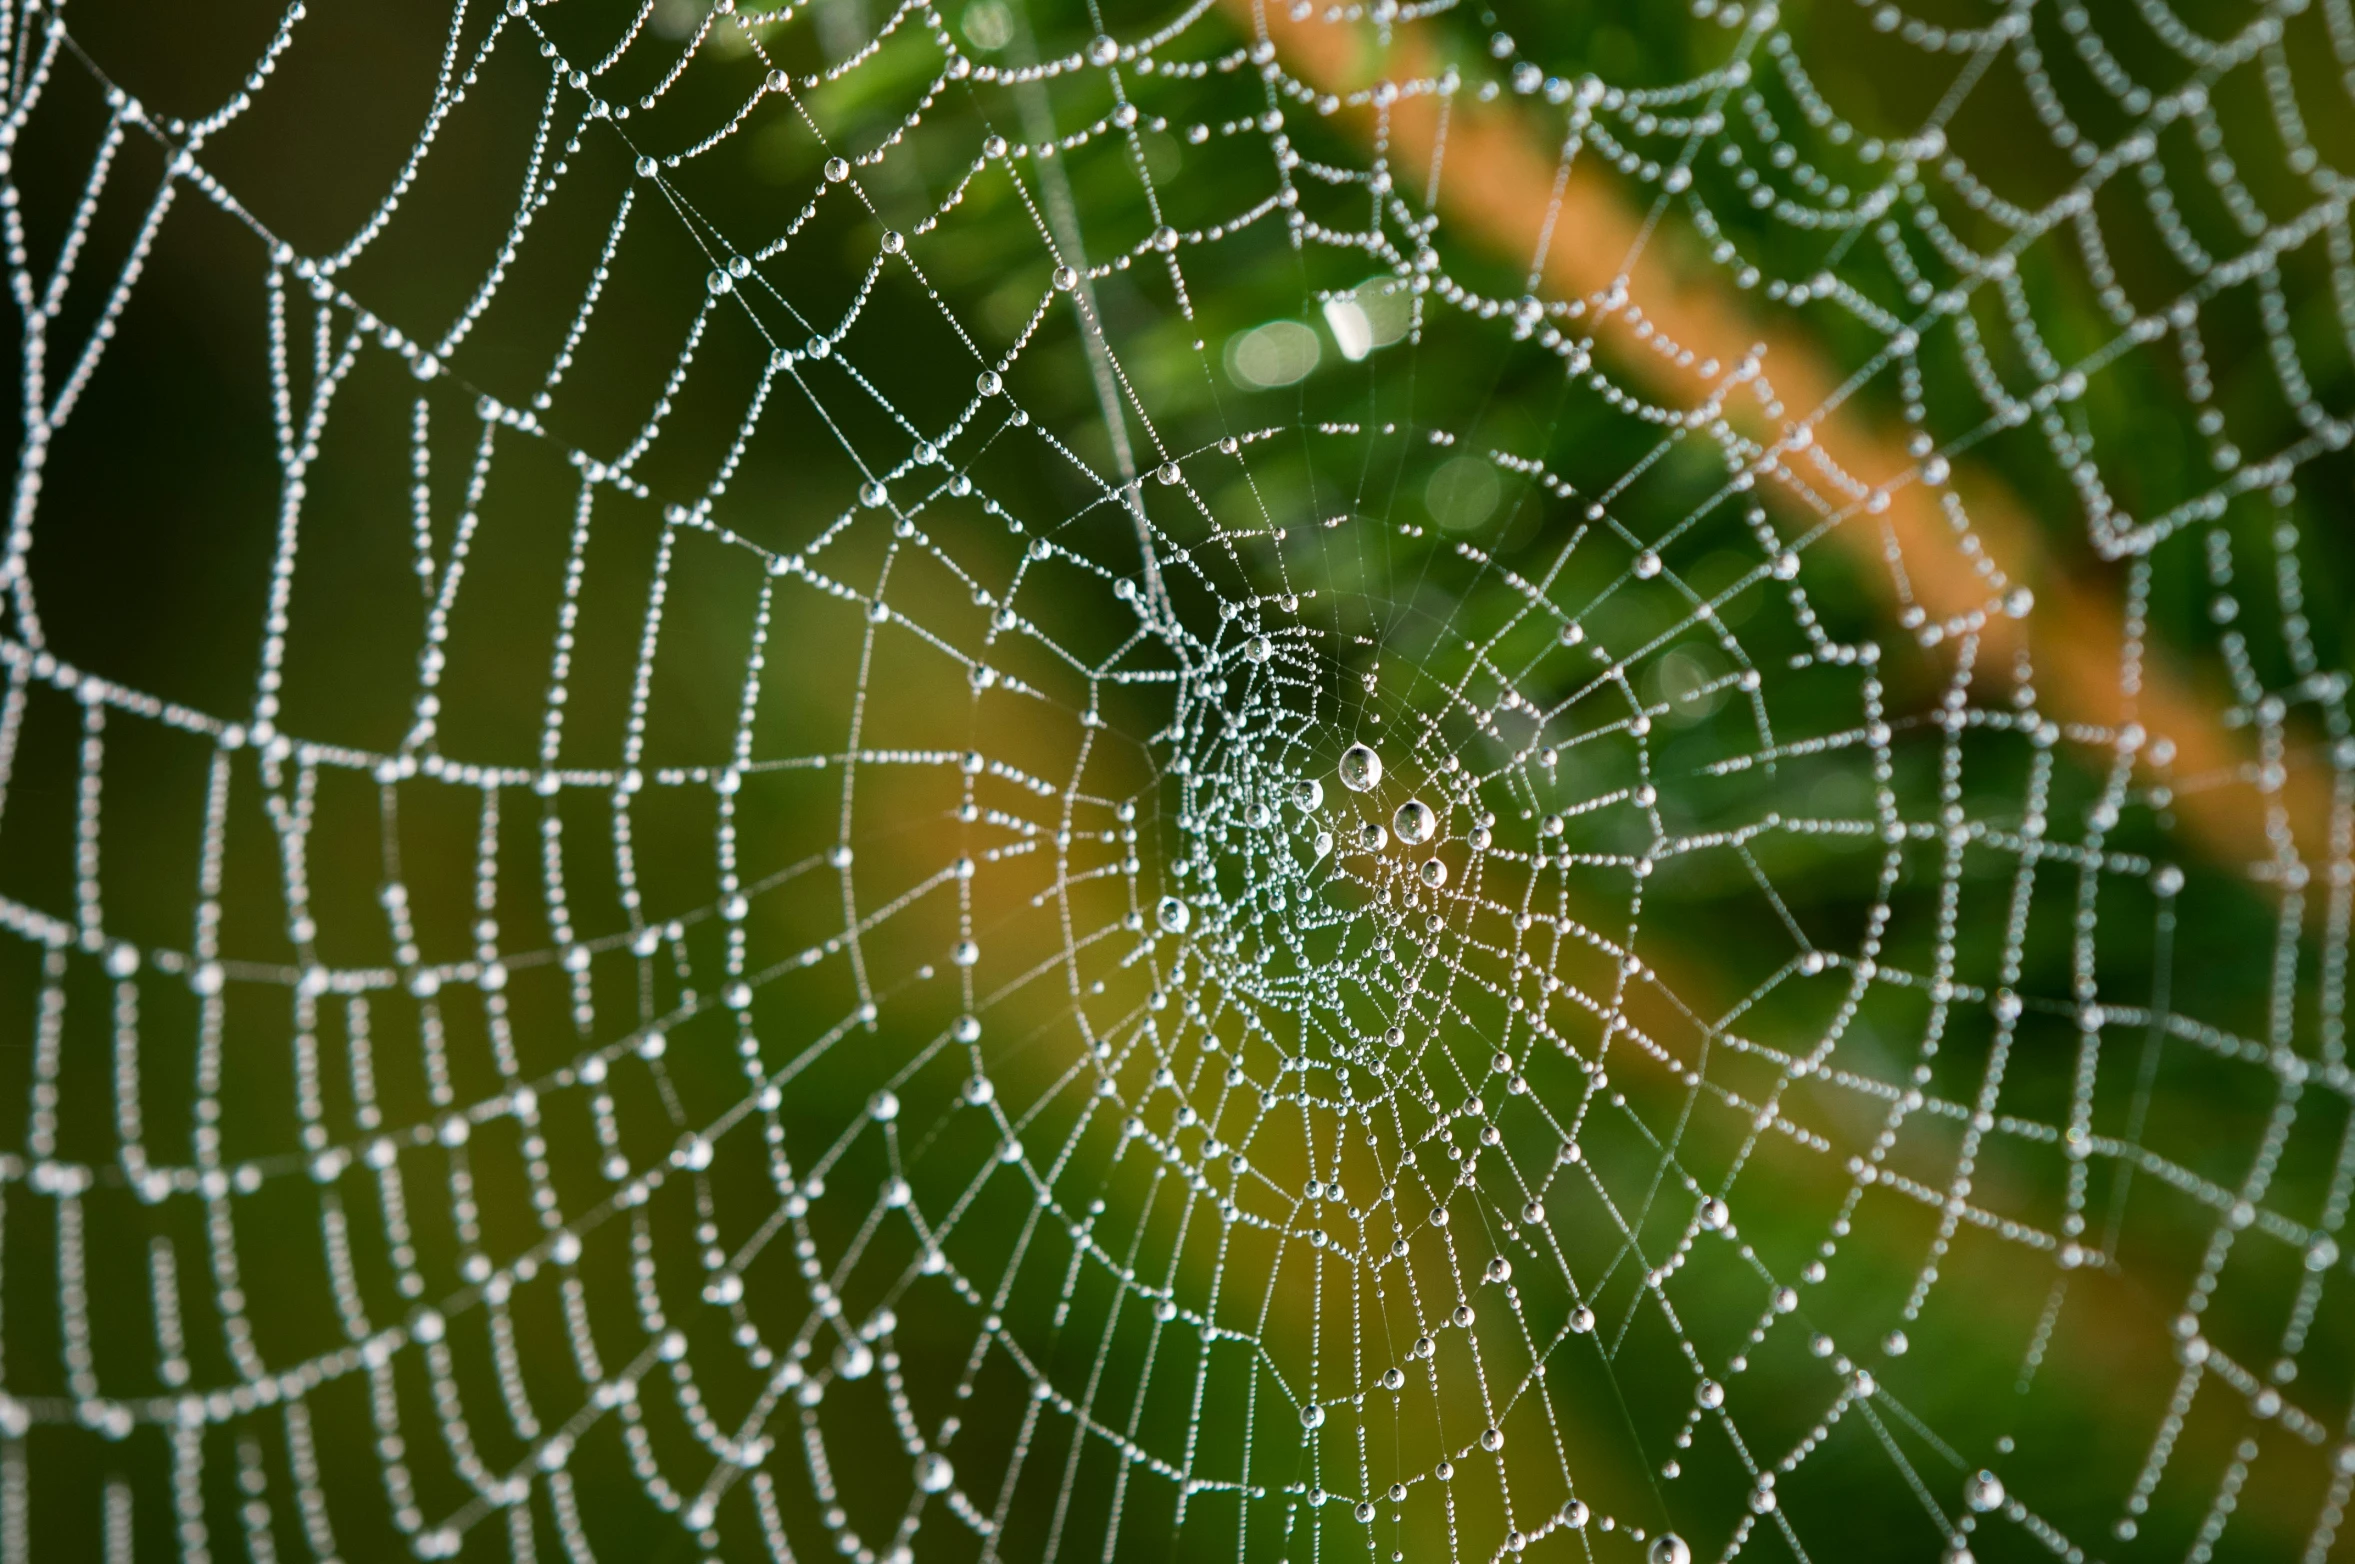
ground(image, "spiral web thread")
xmin=0 ymin=0 xmax=2351 ymax=1561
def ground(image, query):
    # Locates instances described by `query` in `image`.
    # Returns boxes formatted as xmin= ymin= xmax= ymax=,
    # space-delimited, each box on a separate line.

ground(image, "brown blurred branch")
xmin=1227 ymin=1 xmax=2334 ymax=874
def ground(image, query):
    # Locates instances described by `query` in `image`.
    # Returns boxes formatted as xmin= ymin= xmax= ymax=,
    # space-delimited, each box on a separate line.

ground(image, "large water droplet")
xmin=1392 ymin=799 xmax=1435 ymax=844
xmin=1338 ymin=742 xmax=1383 ymax=792
xmin=1300 ymin=1403 xmax=1325 ymax=1430
xmin=1648 ymin=1535 xmax=1690 ymax=1564
xmin=1964 ymin=1470 xmax=2005 ymax=1512
xmin=1246 ymin=635 xmax=1272 ymax=662
xmin=1419 ymin=858 xmax=1447 ymax=887
xmin=1156 ymin=896 xmax=1192 ymax=934
xmin=916 ymin=1451 xmax=955 ymax=1493
xmin=1293 ymin=777 xmax=1324 ymax=810
xmin=1358 ymin=822 xmax=1388 ymax=851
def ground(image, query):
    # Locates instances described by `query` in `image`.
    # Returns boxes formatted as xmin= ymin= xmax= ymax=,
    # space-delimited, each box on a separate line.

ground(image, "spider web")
xmin=0 ymin=0 xmax=2350 ymax=1561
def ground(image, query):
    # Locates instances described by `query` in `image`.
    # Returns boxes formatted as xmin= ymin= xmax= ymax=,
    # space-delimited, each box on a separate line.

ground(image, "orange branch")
xmin=1233 ymin=1 xmax=2331 ymax=873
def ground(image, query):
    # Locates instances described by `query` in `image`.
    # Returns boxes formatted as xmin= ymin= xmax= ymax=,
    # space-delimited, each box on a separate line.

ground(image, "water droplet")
xmin=1649 ymin=1535 xmax=1690 ymax=1564
xmin=1358 ymin=822 xmax=1387 ymax=851
xmin=1300 ymin=1403 xmax=1325 ymax=1430
xmin=1696 ymin=1379 xmax=1724 ymax=1409
xmin=1338 ymin=742 xmax=1383 ymax=792
xmin=1699 ymin=1197 xmax=1729 ymax=1230
xmin=1479 ymin=1426 xmax=1504 ymax=1451
xmin=916 ymin=1451 xmax=954 ymax=1493
xmin=824 ymin=156 xmax=850 ymax=182
xmin=1052 ymin=264 xmax=1079 ymax=291
xmin=1156 ymin=897 xmax=1191 ymax=934
xmin=1964 ymin=1470 xmax=2004 ymax=1512
xmin=1420 ymin=858 xmax=1447 ymax=887
xmin=1086 ymin=33 xmax=1119 ymax=65
xmin=1246 ymin=635 xmax=1272 ymax=662
xmin=976 ymin=370 xmax=1002 ymax=397
xmin=1292 ymin=778 xmax=1324 ymax=810
xmin=1484 ymin=1257 xmax=1512 ymax=1284
xmin=1392 ymin=799 xmax=1435 ymax=844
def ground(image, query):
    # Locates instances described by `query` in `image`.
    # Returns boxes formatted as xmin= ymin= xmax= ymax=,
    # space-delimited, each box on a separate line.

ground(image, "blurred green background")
xmin=0 ymin=0 xmax=2348 ymax=1560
